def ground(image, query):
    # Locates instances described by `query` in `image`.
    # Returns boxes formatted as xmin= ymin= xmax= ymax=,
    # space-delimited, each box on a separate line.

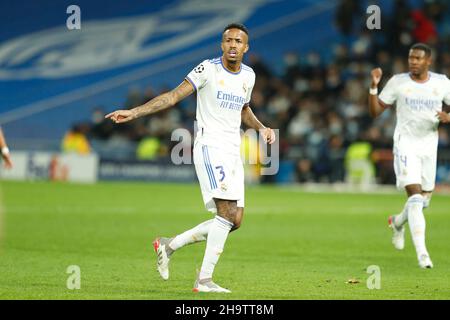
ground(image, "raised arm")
xmin=241 ymin=104 xmax=276 ymax=144
xmin=368 ymin=68 xmax=389 ymax=118
xmin=105 ymin=79 xmax=194 ymax=123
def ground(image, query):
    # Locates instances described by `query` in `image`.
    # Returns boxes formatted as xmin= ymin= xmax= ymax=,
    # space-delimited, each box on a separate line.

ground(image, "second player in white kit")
xmin=380 ymin=71 xmax=450 ymax=191
xmin=369 ymin=43 xmax=450 ymax=269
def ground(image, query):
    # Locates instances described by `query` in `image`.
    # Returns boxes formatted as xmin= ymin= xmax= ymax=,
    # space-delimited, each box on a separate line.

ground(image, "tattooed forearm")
xmin=241 ymin=104 xmax=265 ymax=130
xmin=131 ymin=79 xmax=194 ymax=119
xmin=132 ymin=93 xmax=174 ymax=118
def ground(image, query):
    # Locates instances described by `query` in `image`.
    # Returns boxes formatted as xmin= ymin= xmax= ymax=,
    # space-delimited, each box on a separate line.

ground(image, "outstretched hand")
xmin=261 ymin=127 xmax=276 ymax=144
xmin=105 ymin=110 xmax=135 ymax=123
xmin=437 ymin=111 xmax=450 ymax=123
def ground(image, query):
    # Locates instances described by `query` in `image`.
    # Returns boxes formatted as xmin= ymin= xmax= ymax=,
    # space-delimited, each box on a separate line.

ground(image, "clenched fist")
xmin=371 ymin=68 xmax=383 ymax=88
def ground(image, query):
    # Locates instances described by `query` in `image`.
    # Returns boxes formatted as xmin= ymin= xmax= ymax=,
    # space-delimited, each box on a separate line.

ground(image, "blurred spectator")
xmin=62 ymin=124 xmax=91 ymax=155
xmin=411 ymin=8 xmax=438 ymax=44
xmin=327 ymin=135 xmax=346 ymax=183
xmin=345 ymin=140 xmax=375 ymax=188
xmin=296 ymin=158 xmax=314 ymax=183
xmin=136 ymin=137 xmax=161 ymax=160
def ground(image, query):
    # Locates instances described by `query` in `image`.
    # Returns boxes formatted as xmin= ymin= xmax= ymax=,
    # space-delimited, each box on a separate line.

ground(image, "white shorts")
xmin=193 ymin=141 xmax=245 ymax=213
xmin=393 ymin=137 xmax=437 ymax=191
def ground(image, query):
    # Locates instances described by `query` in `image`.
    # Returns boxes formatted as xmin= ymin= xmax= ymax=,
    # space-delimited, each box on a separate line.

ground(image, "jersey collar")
xmin=409 ymin=71 xmax=431 ymax=84
xmin=220 ymin=57 xmax=241 ymax=75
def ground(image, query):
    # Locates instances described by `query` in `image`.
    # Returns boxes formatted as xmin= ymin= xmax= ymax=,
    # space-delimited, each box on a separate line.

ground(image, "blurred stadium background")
xmin=1 ymin=0 xmax=450 ymax=300
xmin=1 ymin=0 xmax=450 ymax=188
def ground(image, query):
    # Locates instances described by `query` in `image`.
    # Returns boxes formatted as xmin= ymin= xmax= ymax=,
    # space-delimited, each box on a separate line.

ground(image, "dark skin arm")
xmin=105 ymin=80 xmax=194 ymax=123
xmin=437 ymin=105 xmax=450 ymax=123
xmin=368 ymin=68 xmax=390 ymax=118
xmin=241 ymin=104 xmax=276 ymax=144
xmin=437 ymin=111 xmax=450 ymax=123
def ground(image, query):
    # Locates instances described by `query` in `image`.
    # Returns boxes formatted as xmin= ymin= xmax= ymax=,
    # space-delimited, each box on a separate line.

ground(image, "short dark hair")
xmin=410 ymin=43 xmax=432 ymax=57
xmin=223 ymin=23 xmax=249 ymax=36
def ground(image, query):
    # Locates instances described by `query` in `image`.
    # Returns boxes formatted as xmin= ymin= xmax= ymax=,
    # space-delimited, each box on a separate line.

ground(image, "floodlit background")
xmin=1 ymin=0 xmax=450 ymax=300
xmin=1 ymin=0 xmax=449 ymax=187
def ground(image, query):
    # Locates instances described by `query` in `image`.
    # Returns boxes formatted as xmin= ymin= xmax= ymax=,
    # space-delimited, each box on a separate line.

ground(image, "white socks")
xmin=394 ymin=193 xmax=432 ymax=228
xmin=422 ymin=193 xmax=431 ymax=209
xmin=394 ymin=203 xmax=409 ymax=228
xmin=406 ymin=194 xmax=429 ymax=258
xmin=199 ymin=215 xmax=233 ymax=280
xmin=169 ymin=219 xmax=214 ymax=251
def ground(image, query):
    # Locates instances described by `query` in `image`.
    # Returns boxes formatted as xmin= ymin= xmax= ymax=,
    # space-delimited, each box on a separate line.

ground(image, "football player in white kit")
xmin=368 ymin=43 xmax=450 ymax=269
xmin=106 ymin=23 xmax=275 ymax=292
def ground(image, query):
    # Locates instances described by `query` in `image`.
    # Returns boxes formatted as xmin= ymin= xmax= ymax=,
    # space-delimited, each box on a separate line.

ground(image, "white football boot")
xmin=193 ymin=278 xmax=231 ymax=293
xmin=388 ymin=215 xmax=405 ymax=250
xmin=153 ymin=237 xmax=172 ymax=280
xmin=418 ymin=254 xmax=433 ymax=269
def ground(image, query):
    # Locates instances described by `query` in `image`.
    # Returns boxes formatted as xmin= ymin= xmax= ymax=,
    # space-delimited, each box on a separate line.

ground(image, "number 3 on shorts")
xmin=215 ymin=166 xmax=225 ymax=182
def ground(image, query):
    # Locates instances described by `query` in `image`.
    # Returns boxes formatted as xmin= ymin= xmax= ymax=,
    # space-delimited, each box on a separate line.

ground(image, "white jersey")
xmin=186 ymin=57 xmax=255 ymax=156
xmin=379 ymin=72 xmax=450 ymax=148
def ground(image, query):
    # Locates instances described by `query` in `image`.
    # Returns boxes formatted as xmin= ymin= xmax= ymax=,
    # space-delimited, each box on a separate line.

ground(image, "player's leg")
xmin=402 ymin=184 xmax=431 ymax=268
xmin=194 ymin=199 xmax=236 ymax=293
xmin=421 ymin=150 xmax=436 ymax=211
xmin=390 ymin=189 xmax=432 ymax=224
xmin=422 ymin=191 xmax=432 ymax=209
xmin=388 ymin=148 xmax=419 ymax=250
xmin=154 ymin=210 xmax=240 ymax=282
xmin=231 ymin=207 xmax=244 ymax=231
xmin=167 ymin=219 xmax=214 ymax=252
xmin=411 ymin=152 xmax=437 ymax=268
xmin=153 ymin=142 xmax=215 ymax=280
xmin=192 ymin=146 xmax=244 ymax=292
xmin=156 ymin=206 xmax=243 ymax=266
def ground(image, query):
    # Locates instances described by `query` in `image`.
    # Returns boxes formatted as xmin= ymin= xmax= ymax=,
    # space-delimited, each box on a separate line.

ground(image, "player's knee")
xmin=233 ymin=208 xmax=244 ymax=230
xmin=216 ymin=200 xmax=238 ymax=225
xmin=232 ymin=219 xmax=242 ymax=231
xmin=405 ymin=184 xmax=422 ymax=197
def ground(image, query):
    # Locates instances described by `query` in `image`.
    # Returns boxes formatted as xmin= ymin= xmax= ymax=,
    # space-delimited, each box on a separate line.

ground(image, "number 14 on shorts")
xmin=395 ymin=153 xmax=408 ymax=175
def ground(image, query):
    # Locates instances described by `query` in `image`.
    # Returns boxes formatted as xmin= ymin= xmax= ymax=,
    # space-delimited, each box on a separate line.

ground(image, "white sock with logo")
xmin=169 ymin=219 xmax=213 ymax=251
xmin=422 ymin=193 xmax=432 ymax=209
xmin=394 ymin=203 xmax=408 ymax=228
xmin=407 ymin=194 xmax=429 ymax=258
xmin=199 ymin=215 xmax=233 ymax=280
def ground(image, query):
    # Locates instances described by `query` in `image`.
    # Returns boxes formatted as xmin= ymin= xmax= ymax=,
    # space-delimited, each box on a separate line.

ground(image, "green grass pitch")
xmin=0 ymin=180 xmax=449 ymax=299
